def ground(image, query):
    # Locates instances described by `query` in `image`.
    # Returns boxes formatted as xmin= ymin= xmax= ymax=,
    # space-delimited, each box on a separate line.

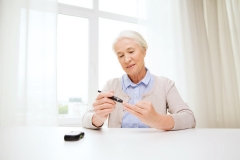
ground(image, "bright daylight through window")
xmin=57 ymin=0 xmax=138 ymax=126
xmin=57 ymin=15 xmax=88 ymax=119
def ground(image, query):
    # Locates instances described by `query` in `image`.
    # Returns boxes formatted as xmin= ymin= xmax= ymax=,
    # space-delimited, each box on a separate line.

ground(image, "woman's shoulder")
xmin=151 ymin=75 xmax=176 ymax=94
xmin=106 ymin=77 xmax=121 ymax=83
xmin=152 ymin=75 xmax=175 ymax=86
xmin=104 ymin=77 xmax=122 ymax=88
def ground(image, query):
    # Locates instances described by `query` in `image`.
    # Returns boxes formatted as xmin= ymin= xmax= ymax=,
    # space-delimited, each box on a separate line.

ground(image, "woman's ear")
xmin=143 ymin=48 xmax=147 ymax=57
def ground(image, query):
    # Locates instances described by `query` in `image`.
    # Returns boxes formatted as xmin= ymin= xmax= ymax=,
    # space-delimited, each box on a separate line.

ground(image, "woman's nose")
xmin=124 ymin=54 xmax=131 ymax=63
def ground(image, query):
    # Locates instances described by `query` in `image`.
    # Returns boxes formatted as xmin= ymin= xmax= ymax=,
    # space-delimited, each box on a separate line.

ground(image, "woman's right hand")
xmin=92 ymin=91 xmax=116 ymax=127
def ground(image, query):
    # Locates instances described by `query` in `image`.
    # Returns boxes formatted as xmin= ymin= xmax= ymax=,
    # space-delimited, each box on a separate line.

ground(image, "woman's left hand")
xmin=122 ymin=101 xmax=161 ymax=128
xmin=122 ymin=101 xmax=174 ymax=130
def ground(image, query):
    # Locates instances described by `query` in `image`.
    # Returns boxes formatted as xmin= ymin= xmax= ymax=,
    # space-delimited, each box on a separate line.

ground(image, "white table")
xmin=0 ymin=127 xmax=240 ymax=160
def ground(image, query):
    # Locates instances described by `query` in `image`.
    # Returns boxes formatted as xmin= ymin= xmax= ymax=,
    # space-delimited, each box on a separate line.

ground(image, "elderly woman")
xmin=82 ymin=30 xmax=196 ymax=130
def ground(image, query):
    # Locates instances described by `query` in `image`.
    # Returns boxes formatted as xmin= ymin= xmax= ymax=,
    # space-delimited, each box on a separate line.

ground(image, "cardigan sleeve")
xmin=165 ymin=79 xmax=196 ymax=130
xmin=82 ymin=82 xmax=110 ymax=129
xmin=82 ymin=110 xmax=100 ymax=129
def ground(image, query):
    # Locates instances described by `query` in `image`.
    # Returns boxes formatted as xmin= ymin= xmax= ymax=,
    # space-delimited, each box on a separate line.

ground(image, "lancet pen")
xmin=98 ymin=90 xmax=123 ymax=103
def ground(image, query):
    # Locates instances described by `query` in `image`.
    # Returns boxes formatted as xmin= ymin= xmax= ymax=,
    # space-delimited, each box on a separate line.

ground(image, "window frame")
xmin=57 ymin=0 xmax=137 ymax=126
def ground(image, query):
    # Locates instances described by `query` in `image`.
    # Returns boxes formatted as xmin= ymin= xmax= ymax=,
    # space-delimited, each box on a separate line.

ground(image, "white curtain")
xmin=0 ymin=0 xmax=58 ymax=126
xmin=138 ymin=0 xmax=240 ymax=128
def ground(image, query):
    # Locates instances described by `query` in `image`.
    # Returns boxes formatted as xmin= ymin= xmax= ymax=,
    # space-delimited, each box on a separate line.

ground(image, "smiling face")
xmin=114 ymin=38 xmax=146 ymax=82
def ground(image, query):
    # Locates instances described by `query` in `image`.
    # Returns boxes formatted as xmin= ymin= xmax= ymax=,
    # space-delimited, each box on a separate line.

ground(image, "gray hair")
xmin=112 ymin=30 xmax=148 ymax=52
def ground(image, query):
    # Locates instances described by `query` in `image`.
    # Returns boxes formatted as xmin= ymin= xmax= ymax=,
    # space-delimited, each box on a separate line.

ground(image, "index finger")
xmin=135 ymin=101 xmax=148 ymax=109
xmin=122 ymin=102 xmax=144 ymax=114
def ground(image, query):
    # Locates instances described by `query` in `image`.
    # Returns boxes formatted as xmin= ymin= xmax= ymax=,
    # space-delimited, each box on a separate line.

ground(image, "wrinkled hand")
xmin=123 ymin=101 xmax=161 ymax=128
xmin=92 ymin=91 xmax=116 ymax=127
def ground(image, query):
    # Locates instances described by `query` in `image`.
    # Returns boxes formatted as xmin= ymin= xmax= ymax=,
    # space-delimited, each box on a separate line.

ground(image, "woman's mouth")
xmin=126 ymin=64 xmax=135 ymax=68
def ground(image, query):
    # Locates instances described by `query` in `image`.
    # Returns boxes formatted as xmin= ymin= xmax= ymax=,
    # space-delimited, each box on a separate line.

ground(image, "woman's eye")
xmin=119 ymin=55 xmax=124 ymax=58
xmin=129 ymin=51 xmax=134 ymax=53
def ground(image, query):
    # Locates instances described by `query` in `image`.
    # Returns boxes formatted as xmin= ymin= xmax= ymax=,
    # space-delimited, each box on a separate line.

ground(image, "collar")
xmin=122 ymin=68 xmax=151 ymax=89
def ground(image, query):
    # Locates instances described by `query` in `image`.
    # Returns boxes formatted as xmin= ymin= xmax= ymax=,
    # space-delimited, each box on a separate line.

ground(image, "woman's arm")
xmin=165 ymin=79 xmax=196 ymax=130
xmin=82 ymin=90 xmax=116 ymax=129
xmin=123 ymin=78 xmax=196 ymax=130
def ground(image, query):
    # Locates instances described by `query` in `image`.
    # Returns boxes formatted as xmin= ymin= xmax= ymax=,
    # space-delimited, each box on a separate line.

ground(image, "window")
xmin=57 ymin=15 xmax=88 ymax=120
xmin=99 ymin=0 xmax=137 ymax=17
xmin=58 ymin=0 xmax=93 ymax=8
xmin=57 ymin=0 xmax=138 ymax=126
